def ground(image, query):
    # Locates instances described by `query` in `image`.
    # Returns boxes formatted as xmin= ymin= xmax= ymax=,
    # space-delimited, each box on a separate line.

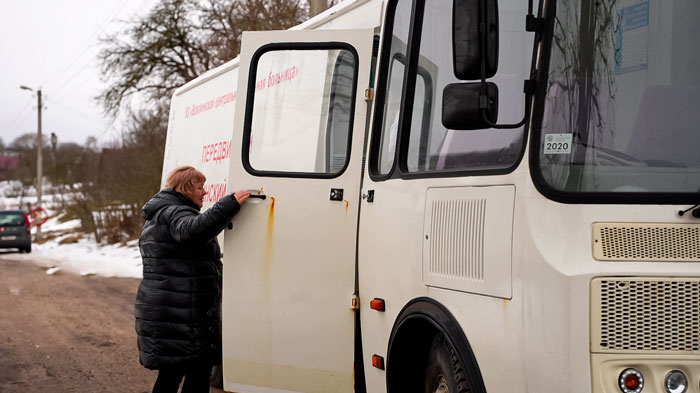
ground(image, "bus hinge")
xmin=525 ymin=14 xmax=544 ymax=34
xmin=364 ymin=88 xmax=374 ymax=102
xmin=350 ymin=294 xmax=360 ymax=311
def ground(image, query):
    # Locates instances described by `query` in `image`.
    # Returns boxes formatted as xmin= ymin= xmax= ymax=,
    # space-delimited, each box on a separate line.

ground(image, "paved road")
xmin=0 ymin=252 xmax=225 ymax=393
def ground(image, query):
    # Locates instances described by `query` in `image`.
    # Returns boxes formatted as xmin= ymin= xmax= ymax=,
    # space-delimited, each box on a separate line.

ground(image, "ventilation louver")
xmin=592 ymin=223 xmax=700 ymax=261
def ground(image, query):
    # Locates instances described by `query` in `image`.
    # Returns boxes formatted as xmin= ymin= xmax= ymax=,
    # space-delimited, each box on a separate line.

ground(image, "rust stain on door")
xmin=264 ymin=197 xmax=275 ymax=262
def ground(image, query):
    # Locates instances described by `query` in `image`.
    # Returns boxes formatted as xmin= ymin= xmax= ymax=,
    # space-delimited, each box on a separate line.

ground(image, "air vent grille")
xmin=428 ymin=198 xmax=485 ymax=281
xmin=422 ymin=186 xmax=514 ymax=299
xmin=592 ymin=223 xmax=700 ymax=261
xmin=593 ymin=278 xmax=700 ymax=353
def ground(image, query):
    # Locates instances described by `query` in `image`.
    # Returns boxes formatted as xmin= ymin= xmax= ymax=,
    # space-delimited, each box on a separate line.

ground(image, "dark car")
xmin=0 ymin=210 xmax=32 ymax=253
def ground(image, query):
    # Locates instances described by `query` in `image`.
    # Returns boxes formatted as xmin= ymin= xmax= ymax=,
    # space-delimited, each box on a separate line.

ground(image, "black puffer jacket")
xmin=135 ymin=189 xmax=240 ymax=370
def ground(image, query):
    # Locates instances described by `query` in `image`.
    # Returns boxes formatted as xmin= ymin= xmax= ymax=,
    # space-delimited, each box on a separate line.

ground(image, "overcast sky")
xmin=0 ymin=0 xmax=157 ymax=147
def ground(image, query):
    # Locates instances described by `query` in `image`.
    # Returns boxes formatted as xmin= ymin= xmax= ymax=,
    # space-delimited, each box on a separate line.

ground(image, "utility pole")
xmin=37 ymin=89 xmax=43 ymax=216
xmin=51 ymin=132 xmax=57 ymax=177
xmin=20 ymin=86 xmax=43 ymax=239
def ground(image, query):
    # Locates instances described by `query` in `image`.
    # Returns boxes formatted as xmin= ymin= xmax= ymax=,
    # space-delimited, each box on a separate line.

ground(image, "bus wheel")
xmin=424 ymin=334 xmax=472 ymax=393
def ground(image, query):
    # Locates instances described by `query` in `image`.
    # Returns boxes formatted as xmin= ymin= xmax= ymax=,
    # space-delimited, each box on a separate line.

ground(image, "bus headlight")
xmin=664 ymin=370 xmax=688 ymax=393
xmin=619 ymin=368 xmax=644 ymax=393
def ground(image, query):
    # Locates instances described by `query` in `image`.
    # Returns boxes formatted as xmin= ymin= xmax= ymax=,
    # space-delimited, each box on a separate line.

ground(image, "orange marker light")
xmin=371 ymin=354 xmax=384 ymax=370
xmin=370 ymin=298 xmax=385 ymax=312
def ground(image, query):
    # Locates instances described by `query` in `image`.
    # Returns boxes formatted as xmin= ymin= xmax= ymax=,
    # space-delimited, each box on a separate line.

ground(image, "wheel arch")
xmin=386 ymin=297 xmax=487 ymax=393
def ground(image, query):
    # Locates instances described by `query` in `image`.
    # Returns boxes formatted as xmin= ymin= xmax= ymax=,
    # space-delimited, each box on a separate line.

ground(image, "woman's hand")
xmin=233 ymin=190 xmax=251 ymax=204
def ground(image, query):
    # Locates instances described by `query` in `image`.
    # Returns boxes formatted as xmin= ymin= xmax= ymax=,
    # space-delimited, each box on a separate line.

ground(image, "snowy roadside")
xmin=1 ymin=236 xmax=143 ymax=278
xmin=0 ymin=180 xmax=143 ymax=279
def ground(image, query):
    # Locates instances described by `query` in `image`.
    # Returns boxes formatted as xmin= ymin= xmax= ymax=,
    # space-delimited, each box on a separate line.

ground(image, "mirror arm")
xmin=479 ymin=92 xmax=530 ymax=129
xmin=477 ymin=0 xmax=539 ymax=130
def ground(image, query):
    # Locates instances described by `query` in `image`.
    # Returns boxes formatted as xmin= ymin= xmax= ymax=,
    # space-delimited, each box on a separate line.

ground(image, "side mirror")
xmin=453 ymin=0 xmax=499 ymax=80
xmin=442 ymin=82 xmax=498 ymax=130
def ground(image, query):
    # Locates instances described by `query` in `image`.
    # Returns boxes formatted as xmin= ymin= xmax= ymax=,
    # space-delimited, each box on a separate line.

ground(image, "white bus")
xmin=162 ymin=0 xmax=700 ymax=392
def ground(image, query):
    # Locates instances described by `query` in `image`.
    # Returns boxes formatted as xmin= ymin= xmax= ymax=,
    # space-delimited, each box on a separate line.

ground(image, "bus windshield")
xmin=535 ymin=0 xmax=700 ymax=196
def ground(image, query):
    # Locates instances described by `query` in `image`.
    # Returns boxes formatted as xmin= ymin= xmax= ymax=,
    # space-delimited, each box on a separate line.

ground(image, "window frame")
xmin=528 ymin=0 xmax=700 ymax=205
xmin=242 ymin=42 xmax=360 ymax=179
xmin=368 ymin=0 xmax=533 ymax=181
xmin=374 ymin=52 xmax=435 ymax=175
xmin=368 ymin=0 xmax=416 ymax=181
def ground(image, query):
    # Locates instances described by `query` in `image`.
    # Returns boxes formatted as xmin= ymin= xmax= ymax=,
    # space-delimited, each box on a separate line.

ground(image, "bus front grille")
xmin=591 ymin=277 xmax=700 ymax=353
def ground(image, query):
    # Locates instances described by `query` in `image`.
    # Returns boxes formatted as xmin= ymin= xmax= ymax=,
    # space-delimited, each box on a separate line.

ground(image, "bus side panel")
xmin=162 ymin=67 xmax=239 ymax=211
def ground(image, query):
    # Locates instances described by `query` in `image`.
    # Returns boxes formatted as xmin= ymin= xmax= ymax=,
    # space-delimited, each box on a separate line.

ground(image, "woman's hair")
xmin=165 ymin=166 xmax=206 ymax=200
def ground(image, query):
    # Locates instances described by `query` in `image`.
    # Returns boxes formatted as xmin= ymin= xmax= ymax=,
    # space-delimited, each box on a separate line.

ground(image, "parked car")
xmin=0 ymin=210 xmax=31 ymax=253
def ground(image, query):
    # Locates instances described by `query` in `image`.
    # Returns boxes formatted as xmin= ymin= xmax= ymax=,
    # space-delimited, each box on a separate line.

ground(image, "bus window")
xmin=536 ymin=0 xmax=700 ymax=195
xmin=246 ymin=47 xmax=357 ymax=176
xmin=404 ymin=0 xmax=526 ymax=174
xmin=378 ymin=57 xmax=405 ymax=174
xmin=325 ymin=50 xmax=356 ymax=173
xmin=372 ymin=0 xmax=412 ymax=177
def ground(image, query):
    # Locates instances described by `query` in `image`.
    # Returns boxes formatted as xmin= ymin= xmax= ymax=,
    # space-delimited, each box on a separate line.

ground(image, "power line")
xmin=49 ymin=59 xmax=97 ymax=100
xmin=3 ymin=97 xmax=33 ymax=132
xmin=43 ymin=96 xmax=124 ymax=147
xmin=42 ymin=0 xmax=134 ymax=89
xmin=44 ymin=97 xmax=107 ymax=127
xmin=5 ymin=118 xmax=36 ymax=144
xmin=3 ymin=98 xmax=35 ymax=143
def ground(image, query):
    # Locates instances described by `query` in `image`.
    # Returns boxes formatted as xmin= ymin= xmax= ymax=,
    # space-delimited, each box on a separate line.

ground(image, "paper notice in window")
xmin=615 ymin=0 xmax=649 ymax=75
xmin=543 ymin=134 xmax=573 ymax=155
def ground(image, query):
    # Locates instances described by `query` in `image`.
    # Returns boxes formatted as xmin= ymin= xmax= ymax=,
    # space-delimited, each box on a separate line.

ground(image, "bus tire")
xmin=387 ymin=298 xmax=486 ymax=393
xmin=425 ymin=333 xmax=472 ymax=393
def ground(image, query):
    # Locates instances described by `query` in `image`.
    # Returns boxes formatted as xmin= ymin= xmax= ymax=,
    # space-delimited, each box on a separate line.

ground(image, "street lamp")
xmin=19 ymin=85 xmax=43 ymax=239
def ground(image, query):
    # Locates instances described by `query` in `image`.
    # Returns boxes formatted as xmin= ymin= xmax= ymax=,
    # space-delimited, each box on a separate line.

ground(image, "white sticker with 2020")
xmin=543 ymin=133 xmax=573 ymax=154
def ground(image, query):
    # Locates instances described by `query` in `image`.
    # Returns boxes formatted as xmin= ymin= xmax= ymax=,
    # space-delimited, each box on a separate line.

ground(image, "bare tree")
xmin=92 ymin=0 xmax=339 ymax=242
xmin=5 ymin=134 xmax=50 ymax=209
xmin=98 ymin=0 xmax=212 ymax=116
xmin=199 ymin=0 xmax=308 ymax=63
xmin=98 ymin=0 xmax=313 ymax=116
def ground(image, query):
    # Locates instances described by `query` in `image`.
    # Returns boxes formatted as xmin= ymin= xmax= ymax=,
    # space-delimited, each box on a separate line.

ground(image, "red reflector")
xmin=371 ymin=354 xmax=384 ymax=370
xmin=624 ymin=374 xmax=640 ymax=390
xmin=370 ymin=298 xmax=385 ymax=312
xmin=619 ymin=368 xmax=644 ymax=393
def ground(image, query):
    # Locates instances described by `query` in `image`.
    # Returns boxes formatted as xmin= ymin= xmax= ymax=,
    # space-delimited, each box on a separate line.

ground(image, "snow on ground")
xmin=4 ymin=236 xmax=143 ymax=278
xmin=0 ymin=180 xmax=142 ymax=279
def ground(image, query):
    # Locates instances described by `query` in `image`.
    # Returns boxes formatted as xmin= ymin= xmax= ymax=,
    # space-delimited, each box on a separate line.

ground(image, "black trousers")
xmin=152 ymin=365 xmax=212 ymax=393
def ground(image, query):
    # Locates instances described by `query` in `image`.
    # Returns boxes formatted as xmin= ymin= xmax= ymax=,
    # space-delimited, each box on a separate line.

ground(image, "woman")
xmin=135 ymin=166 xmax=250 ymax=393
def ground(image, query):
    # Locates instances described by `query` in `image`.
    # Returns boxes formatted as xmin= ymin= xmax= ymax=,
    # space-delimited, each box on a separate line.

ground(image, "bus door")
xmin=356 ymin=1 xmax=529 ymax=390
xmin=222 ymin=28 xmax=374 ymax=393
